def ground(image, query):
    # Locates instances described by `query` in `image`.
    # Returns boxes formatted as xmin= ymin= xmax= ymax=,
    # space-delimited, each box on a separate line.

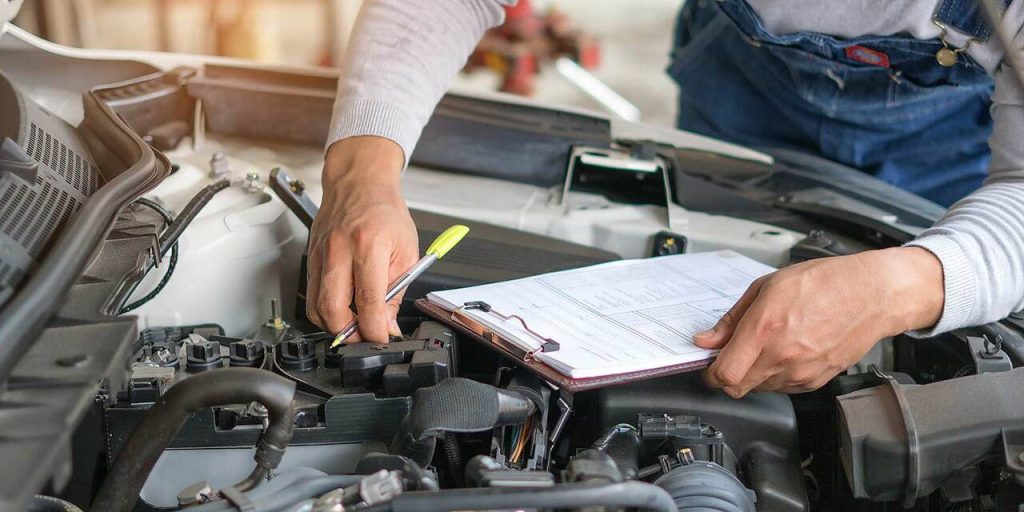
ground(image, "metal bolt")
xmin=209 ymin=152 xmax=229 ymax=177
xmin=243 ymin=171 xmax=262 ymax=192
xmin=676 ymin=447 xmax=695 ymax=466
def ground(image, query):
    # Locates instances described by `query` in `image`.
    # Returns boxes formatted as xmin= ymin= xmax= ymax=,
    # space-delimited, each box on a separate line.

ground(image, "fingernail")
xmin=697 ymin=322 xmax=721 ymax=337
xmin=724 ymin=387 xmax=743 ymax=399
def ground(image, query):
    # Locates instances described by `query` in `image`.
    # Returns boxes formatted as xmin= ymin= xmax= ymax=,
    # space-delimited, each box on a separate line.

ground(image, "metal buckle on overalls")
xmin=932 ymin=19 xmax=976 ymax=67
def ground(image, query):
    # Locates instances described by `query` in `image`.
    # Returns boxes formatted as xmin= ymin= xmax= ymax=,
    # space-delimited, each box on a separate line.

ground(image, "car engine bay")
xmin=3 ymin=23 xmax=1024 ymax=512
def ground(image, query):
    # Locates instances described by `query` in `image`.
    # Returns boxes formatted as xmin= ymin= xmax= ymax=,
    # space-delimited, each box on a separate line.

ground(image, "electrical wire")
xmin=510 ymin=415 xmax=534 ymax=463
xmin=120 ymin=180 xmax=232 ymax=313
xmin=159 ymin=179 xmax=230 ymax=258
xmin=121 ymin=198 xmax=179 ymax=313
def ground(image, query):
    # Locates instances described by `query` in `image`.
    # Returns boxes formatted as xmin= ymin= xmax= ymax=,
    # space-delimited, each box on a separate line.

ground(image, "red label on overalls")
xmin=845 ymin=45 xmax=890 ymax=68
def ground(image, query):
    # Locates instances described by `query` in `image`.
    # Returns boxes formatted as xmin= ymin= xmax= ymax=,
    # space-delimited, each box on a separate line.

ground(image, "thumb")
xmin=694 ymin=277 xmax=766 ymax=349
xmin=387 ymin=298 xmax=403 ymax=338
xmin=694 ymin=316 xmax=734 ymax=349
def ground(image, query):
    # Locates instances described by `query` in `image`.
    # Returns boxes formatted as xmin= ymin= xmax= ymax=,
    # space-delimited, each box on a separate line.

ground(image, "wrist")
xmin=323 ymin=135 xmax=405 ymax=188
xmin=872 ymin=247 xmax=945 ymax=333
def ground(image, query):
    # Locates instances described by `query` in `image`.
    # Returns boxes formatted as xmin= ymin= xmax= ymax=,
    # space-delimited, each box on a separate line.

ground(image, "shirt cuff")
xmin=326 ymin=97 xmax=424 ymax=168
xmin=903 ymin=234 xmax=977 ymax=338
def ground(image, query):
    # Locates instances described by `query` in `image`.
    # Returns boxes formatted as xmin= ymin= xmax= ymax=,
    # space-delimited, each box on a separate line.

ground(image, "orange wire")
xmin=511 ymin=415 xmax=533 ymax=463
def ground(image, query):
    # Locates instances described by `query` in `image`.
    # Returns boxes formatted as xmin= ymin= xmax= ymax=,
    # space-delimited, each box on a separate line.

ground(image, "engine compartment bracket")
xmin=1001 ymin=429 xmax=1024 ymax=487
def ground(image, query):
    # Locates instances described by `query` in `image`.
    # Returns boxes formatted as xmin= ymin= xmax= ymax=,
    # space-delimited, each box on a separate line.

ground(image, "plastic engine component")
xmin=338 ymin=338 xmax=451 ymax=396
xmin=227 ymin=338 xmax=265 ymax=367
xmin=277 ymin=336 xmax=317 ymax=371
xmin=580 ymin=372 xmax=807 ymax=512
xmin=186 ymin=336 xmax=223 ymax=372
xmin=838 ymin=367 xmax=1024 ymax=503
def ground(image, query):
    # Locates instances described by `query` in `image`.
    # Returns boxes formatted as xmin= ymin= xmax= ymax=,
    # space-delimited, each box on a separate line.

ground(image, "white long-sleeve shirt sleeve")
xmin=326 ymin=0 xmax=513 ymax=163
xmin=908 ymin=48 xmax=1024 ymax=335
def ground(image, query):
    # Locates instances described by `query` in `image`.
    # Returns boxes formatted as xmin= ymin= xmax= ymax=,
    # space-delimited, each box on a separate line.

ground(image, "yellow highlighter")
xmin=330 ymin=225 xmax=470 ymax=348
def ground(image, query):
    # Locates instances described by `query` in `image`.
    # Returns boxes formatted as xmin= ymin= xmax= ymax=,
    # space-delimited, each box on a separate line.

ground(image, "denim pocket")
xmin=755 ymin=37 xmax=991 ymax=122
xmin=886 ymin=67 xmax=991 ymax=110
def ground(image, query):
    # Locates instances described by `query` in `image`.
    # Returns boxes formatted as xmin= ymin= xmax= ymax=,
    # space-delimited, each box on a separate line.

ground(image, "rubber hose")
xmin=654 ymin=461 xmax=755 ymax=512
xmin=365 ymin=481 xmax=676 ymax=512
xmin=92 ymin=368 xmax=296 ymax=512
xmin=189 ymin=475 xmax=363 ymax=512
xmin=159 ymin=179 xmax=230 ymax=257
xmin=390 ymin=378 xmax=535 ymax=466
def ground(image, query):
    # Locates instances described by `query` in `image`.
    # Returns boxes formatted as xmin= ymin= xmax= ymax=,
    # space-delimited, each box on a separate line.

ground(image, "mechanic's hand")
xmin=694 ymin=247 xmax=944 ymax=397
xmin=307 ymin=136 xmax=419 ymax=342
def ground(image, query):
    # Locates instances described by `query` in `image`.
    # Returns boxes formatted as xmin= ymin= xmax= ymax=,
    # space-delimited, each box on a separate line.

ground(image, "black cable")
xmin=159 ymin=179 xmax=230 ymax=258
xmin=441 ymin=433 xmax=464 ymax=485
xmin=120 ymin=242 xmax=178 ymax=313
xmin=121 ymin=198 xmax=179 ymax=313
xmin=120 ymin=180 xmax=231 ymax=313
xmin=91 ymin=368 xmax=296 ymax=512
xmin=135 ymin=196 xmax=174 ymax=226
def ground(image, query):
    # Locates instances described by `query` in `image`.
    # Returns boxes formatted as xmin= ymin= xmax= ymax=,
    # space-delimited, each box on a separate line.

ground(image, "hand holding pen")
xmin=331 ymin=224 xmax=470 ymax=348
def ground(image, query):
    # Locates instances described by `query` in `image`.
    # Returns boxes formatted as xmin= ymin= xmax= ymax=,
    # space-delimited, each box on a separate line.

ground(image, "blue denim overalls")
xmin=669 ymin=0 xmax=1004 ymax=206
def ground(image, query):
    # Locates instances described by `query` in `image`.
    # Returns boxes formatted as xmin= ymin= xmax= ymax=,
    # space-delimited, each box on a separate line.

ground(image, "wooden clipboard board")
xmin=415 ymin=298 xmax=714 ymax=393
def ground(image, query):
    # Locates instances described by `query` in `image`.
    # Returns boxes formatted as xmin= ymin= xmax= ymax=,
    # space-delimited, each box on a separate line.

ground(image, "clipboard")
xmin=415 ymin=298 xmax=714 ymax=393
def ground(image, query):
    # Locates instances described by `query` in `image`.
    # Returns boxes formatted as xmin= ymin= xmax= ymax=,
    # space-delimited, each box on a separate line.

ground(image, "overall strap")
xmin=934 ymin=0 xmax=1013 ymax=41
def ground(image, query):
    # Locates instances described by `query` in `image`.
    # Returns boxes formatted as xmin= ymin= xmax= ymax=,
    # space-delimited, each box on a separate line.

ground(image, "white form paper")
xmin=427 ymin=250 xmax=775 ymax=379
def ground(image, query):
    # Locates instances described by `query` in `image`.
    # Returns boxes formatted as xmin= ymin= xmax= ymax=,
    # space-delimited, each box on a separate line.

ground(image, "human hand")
xmin=306 ymin=136 xmax=419 ymax=342
xmin=694 ymin=247 xmax=944 ymax=397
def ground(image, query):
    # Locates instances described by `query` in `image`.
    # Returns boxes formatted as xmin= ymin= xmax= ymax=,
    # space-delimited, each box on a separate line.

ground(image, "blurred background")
xmin=11 ymin=0 xmax=680 ymax=127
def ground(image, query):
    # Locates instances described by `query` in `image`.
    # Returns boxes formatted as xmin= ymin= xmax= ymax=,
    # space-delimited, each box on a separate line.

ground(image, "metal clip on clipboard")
xmin=450 ymin=301 xmax=560 ymax=362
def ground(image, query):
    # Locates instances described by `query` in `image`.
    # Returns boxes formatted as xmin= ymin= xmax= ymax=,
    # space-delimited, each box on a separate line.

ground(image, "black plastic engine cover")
xmin=576 ymin=372 xmax=808 ymax=512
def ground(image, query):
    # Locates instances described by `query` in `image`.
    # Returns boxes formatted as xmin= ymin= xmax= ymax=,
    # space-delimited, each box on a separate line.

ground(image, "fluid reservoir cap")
xmin=186 ymin=335 xmax=223 ymax=371
xmin=277 ymin=336 xmax=317 ymax=371
xmin=229 ymin=339 xmax=265 ymax=367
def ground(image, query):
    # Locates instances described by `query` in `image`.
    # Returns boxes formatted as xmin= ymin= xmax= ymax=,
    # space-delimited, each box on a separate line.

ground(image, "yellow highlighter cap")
xmin=426 ymin=224 xmax=470 ymax=259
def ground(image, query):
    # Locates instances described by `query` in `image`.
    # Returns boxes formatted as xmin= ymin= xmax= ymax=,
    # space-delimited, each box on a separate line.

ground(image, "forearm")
xmin=328 ymin=0 xmax=512 ymax=164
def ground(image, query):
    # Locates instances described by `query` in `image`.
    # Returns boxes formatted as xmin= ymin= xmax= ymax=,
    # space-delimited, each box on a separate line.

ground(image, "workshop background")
xmin=11 ymin=0 xmax=680 ymax=128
